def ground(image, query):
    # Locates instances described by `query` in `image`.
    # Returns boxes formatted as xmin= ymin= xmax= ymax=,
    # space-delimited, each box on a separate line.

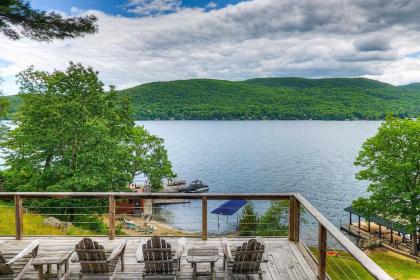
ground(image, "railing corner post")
xmin=14 ymin=195 xmax=23 ymax=240
xmin=202 ymin=196 xmax=208 ymax=240
xmin=289 ymin=196 xmax=300 ymax=242
xmin=109 ymin=195 xmax=116 ymax=240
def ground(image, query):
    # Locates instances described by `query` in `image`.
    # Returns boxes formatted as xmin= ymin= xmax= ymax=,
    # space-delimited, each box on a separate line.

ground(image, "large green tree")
xmin=0 ymin=0 xmax=97 ymax=41
xmin=353 ymin=117 xmax=419 ymax=256
xmin=1 ymin=63 xmax=174 ymax=194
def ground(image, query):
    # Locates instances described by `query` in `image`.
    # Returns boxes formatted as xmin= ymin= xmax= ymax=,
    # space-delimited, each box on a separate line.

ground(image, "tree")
xmin=0 ymin=78 xmax=8 ymax=118
xmin=1 ymin=63 xmax=174 ymax=195
xmin=239 ymin=202 xmax=258 ymax=236
xmin=256 ymin=201 xmax=289 ymax=236
xmin=0 ymin=96 xmax=7 ymax=118
xmin=353 ymin=116 xmax=419 ymax=256
xmin=0 ymin=0 xmax=97 ymax=41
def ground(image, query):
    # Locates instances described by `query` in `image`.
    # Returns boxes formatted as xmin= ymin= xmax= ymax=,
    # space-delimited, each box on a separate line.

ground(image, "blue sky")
xmin=1 ymin=0 xmax=420 ymax=95
xmin=30 ymin=0 xmax=243 ymax=16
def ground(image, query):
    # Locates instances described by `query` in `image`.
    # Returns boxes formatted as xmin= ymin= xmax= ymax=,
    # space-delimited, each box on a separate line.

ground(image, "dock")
xmin=152 ymin=198 xmax=191 ymax=205
xmin=341 ymin=223 xmax=419 ymax=261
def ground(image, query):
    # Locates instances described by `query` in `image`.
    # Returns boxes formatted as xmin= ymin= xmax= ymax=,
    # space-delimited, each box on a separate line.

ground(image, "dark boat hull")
xmin=185 ymin=186 xmax=209 ymax=193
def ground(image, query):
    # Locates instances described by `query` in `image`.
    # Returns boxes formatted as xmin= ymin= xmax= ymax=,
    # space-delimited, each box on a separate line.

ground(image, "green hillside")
xmin=5 ymin=77 xmax=420 ymax=120
xmin=244 ymin=77 xmax=393 ymax=89
xmin=399 ymin=83 xmax=420 ymax=91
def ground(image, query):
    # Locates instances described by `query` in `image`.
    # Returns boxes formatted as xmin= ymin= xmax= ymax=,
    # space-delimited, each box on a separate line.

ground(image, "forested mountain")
xmin=399 ymin=83 xmax=420 ymax=91
xmin=5 ymin=77 xmax=420 ymax=120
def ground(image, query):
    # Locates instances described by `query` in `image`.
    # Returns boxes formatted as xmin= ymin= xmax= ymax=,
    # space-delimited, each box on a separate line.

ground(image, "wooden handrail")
xmin=295 ymin=193 xmax=392 ymax=280
xmin=0 ymin=191 xmax=392 ymax=280
xmin=0 ymin=192 xmax=294 ymax=199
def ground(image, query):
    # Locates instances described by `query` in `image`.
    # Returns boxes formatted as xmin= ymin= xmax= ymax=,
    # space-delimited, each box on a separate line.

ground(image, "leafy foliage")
xmin=353 ymin=117 xmax=419 ymax=256
xmin=0 ymin=0 xmax=97 ymax=41
xmin=1 ymin=63 xmax=174 ymax=195
xmin=255 ymin=201 xmax=289 ymax=236
xmin=0 ymin=77 xmax=8 ymax=118
xmin=238 ymin=201 xmax=289 ymax=236
xmin=238 ymin=202 xmax=258 ymax=236
xmin=0 ymin=96 xmax=7 ymax=118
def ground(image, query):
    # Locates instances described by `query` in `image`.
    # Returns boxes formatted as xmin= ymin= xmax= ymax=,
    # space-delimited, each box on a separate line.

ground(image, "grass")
xmin=0 ymin=201 xmax=99 ymax=236
xmin=368 ymin=249 xmax=420 ymax=280
xmin=310 ymin=247 xmax=420 ymax=280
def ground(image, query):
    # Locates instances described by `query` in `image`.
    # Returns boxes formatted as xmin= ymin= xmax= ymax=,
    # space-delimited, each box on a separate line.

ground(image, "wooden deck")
xmin=0 ymin=237 xmax=317 ymax=280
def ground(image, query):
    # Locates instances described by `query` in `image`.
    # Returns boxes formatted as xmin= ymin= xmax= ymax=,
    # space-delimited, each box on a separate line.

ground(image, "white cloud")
xmin=125 ymin=0 xmax=182 ymax=16
xmin=1 ymin=0 xmax=420 ymax=95
xmin=206 ymin=2 xmax=218 ymax=9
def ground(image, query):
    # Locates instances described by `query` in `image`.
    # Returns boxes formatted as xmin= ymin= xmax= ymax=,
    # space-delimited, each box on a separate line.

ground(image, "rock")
xmin=43 ymin=217 xmax=72 ymax=228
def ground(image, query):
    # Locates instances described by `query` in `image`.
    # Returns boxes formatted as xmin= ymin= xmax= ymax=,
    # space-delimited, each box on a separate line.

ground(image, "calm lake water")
xmin=139 ymin=121 xmax=382 ymax=234
xmin=1 ymin=120 xmax=381 ymax=235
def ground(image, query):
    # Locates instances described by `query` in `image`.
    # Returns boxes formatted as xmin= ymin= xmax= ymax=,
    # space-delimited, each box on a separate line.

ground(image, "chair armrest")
xmin=107 ymin=239 xmax=127 ymax=262
xmin=136 ymin=239 xmax=146 ymax=263
xmin=220 ymin=238 xmax=233 ymax=262
xmin=70 ymin=252 xmax=79 ymax=263
xmin=175 ymin=238 xmax=186 ymax=259
xmin=58 ymin=249 xmax=75 ymax=263
xmin=7 ymin=239 xmax=40 ymax=265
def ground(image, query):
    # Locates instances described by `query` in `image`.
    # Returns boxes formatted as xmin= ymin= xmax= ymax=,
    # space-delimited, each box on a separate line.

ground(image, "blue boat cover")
xmin=211 ymin=200 xmax=247 ymax=216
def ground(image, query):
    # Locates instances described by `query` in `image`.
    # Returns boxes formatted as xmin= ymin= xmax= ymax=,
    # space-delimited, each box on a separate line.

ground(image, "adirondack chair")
xmin=221 ymin=238 xmax=265 ymax=280
xmin=71 ymin=238 xmax=127 ymax=280
xmin=136 ymin=236 xmax=186 ymax=280
xmin=0 ymin=239 xmax=40 ymax=280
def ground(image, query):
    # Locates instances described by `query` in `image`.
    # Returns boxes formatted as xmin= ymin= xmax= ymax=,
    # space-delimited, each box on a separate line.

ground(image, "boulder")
xmin=43 ymin=217 xmax=72 ymax=228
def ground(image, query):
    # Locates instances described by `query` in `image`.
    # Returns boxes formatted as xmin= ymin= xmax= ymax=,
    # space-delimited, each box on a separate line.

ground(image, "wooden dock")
xmin=341 ymin=223 xmax=419 ymax=261
xmin=152 ymin=199 xmax=191 ymax=205
xmin=0 ymin=237 xmax=317 ymax=280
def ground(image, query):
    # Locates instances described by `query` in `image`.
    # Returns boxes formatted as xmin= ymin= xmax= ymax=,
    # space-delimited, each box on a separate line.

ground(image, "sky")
xmin=1 ymin=0 xmax=420 ymax=95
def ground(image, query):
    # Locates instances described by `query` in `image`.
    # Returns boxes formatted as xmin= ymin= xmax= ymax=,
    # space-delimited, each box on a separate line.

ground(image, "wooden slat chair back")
xmin=142 ymin=236 xmax=175 ymax=275
xmin=75 ymin=238 xmax=109 ymax=273
xmin=232 ymin=239 xmax=265 ymax=274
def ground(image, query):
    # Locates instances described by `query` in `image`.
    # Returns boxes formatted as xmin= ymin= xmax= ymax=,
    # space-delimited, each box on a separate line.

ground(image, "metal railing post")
xmin=318 ymin=224 xmax=327 ymax=280
xmin=14 ymin=195 xmax=23 ymax=240
xmin=202 ymin=196 xmax=207 ymax=240
xmin=108 ymin=195 xmax=116 ymax=240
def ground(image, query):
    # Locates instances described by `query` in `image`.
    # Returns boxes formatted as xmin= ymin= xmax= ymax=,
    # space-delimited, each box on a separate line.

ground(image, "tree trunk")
xmin=411 ymin=229 xmax=418 ymax=256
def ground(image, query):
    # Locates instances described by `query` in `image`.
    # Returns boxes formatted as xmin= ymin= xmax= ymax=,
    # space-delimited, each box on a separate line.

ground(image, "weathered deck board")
xmin=0 ymin=237 xmax=317 ymax=280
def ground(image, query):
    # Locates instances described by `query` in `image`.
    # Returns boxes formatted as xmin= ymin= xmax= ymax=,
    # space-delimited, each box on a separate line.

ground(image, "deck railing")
xmin=0 ymin=192 xmax=392 ymax=280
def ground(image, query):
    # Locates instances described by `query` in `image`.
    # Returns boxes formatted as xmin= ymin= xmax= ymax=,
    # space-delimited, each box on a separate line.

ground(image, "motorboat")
xmin=185 ymin=180 xmax=209 ymax=193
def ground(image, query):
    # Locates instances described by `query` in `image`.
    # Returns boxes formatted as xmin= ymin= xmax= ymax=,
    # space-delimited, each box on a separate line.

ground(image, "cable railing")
xmin=0 ymin=192 xmax=392 ymax=280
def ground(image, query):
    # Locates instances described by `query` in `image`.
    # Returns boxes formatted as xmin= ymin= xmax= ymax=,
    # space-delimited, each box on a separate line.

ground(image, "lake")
xmin=138 ymin=120 xmax=381 ymax=234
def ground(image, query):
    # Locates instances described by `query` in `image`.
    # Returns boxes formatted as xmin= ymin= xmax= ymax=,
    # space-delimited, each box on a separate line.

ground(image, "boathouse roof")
xmin=344 ymin=206 xmax=411 ymax=235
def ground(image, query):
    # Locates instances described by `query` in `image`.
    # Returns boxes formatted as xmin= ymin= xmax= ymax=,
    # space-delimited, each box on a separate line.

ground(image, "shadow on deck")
xmin=0 ymin=237 xmax=317 ymax=280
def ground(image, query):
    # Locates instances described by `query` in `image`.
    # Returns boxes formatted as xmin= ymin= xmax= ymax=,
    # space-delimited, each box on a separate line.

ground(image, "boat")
xmin=185 ymin=180 xmax=209 ymax=193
